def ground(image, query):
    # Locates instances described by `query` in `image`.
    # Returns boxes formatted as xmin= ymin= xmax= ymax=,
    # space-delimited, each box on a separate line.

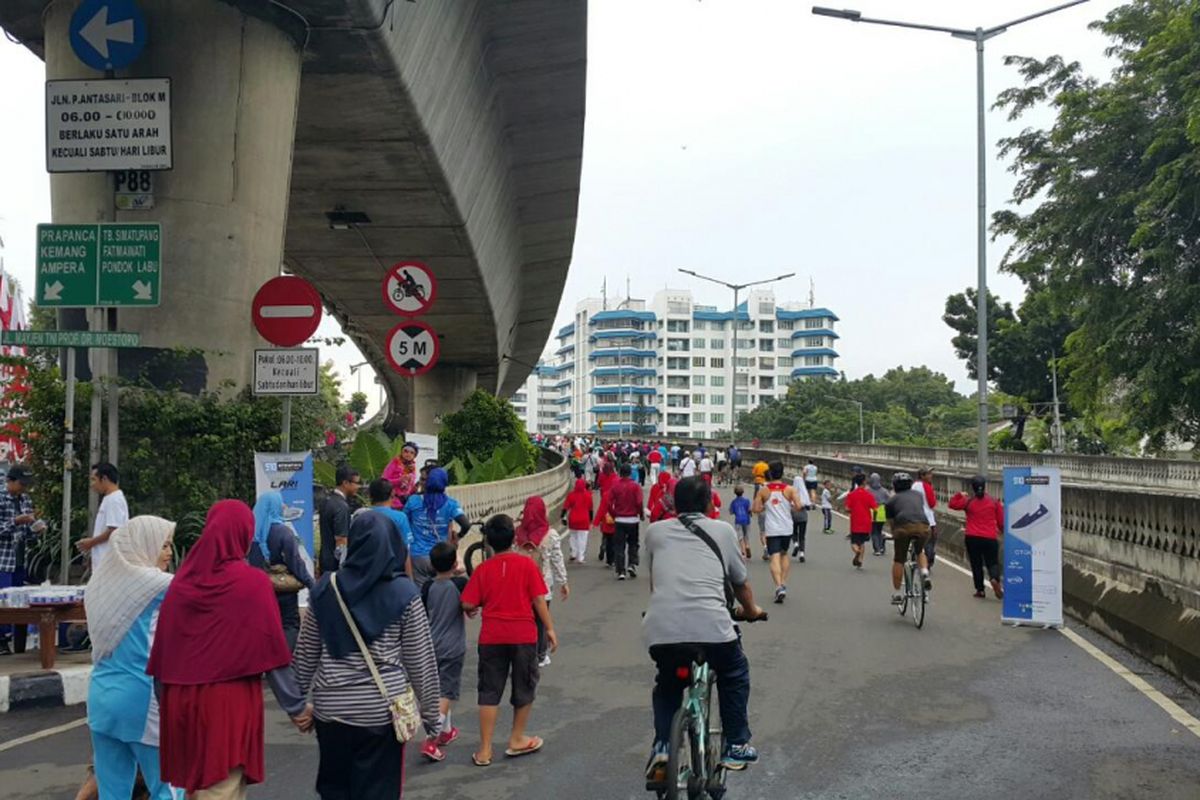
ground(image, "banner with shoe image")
xmin=1000 ymin=466 xmax=1063 ymax=627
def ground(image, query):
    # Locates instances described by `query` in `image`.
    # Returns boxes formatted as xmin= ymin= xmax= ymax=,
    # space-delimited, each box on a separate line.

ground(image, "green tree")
xmin=348 ymin=391 xmax=369 ymax=423
xmin=438 ymin=389 xmax=536 ymax=472
xmin=992 ymin=0 xmax=1200 ymax=449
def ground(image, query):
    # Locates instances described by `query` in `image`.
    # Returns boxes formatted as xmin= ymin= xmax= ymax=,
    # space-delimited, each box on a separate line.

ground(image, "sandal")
xmin=504 ymin=736 xmax=544 ymax=758
xmin=471 ymin=753 xmax=492 ymax=767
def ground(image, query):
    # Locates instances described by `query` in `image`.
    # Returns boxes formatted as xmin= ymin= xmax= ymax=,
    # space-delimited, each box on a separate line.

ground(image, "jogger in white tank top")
xmin=752 ymin=461 xmax=806 ymax=604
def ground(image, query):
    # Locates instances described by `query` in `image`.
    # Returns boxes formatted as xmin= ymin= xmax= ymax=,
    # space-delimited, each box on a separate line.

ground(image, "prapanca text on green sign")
xmin=35 ymin=223 xmax=162 ymax=308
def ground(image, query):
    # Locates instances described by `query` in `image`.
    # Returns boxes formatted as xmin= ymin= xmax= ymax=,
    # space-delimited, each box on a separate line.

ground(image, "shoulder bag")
xmin=330 ymin=574 xmax=421 ymax=742
xmin=677 ymin=514 xmax=736 ymax=616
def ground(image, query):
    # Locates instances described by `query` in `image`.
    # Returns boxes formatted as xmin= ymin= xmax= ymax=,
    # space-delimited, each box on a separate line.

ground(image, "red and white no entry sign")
xmin=252 ymin=276 xmax=323 ymax=347
xmin=385 ymin=319 xmax=440 ymax=377
xmin=381 ymin=261 xmax=437 ymax=316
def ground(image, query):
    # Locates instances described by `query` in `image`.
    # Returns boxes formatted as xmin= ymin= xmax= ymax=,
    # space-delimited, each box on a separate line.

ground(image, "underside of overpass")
xmin=1 ymin=0 xmax=586 ymax=432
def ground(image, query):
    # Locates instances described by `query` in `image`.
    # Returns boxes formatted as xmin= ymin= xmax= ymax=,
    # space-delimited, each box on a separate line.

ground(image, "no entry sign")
xmin=382 ymin=261 xmax=436 ymax=316
xmin=252 ymin=276 xmax=322 ymax=347
xmin=385 ymin=320 xmax=440 ymax=377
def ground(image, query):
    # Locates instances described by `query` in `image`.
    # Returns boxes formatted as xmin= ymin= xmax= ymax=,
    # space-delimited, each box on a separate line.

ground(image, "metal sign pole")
xmin=60 ymin=348 xmax=76 ymax=585
xmin=281 ymin=396 xmax=293 ymax=452
xmin=87 ymin=308 xmax=102 ymax=524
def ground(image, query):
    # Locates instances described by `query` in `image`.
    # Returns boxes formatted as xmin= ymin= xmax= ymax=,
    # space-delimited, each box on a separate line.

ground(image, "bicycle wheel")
xmin=463 ymin=541 xmax=489 ymax=576
xmin=665 ymin=708 xmax=696 ymax=800
xmin=704 ymin=672 xmax=728 ymax=799
xmin=899 ymin=562 xmax=911 ymax=616
xmin=912 ymin=571 xmax=926 ymax=629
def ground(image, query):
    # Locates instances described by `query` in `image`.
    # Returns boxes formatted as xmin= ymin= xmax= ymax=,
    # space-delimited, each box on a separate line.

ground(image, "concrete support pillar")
xmin=410 ymin=367 xmax=478 ymax=435
xmin=43 ymin=0 xmax=302 ymax=390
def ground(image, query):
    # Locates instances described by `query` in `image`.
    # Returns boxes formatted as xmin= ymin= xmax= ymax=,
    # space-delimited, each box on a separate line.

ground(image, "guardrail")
xmin=451 ymin=447 xmax=572 ymax=523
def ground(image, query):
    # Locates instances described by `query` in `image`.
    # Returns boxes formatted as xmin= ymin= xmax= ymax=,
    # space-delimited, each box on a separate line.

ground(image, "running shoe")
xmin=774 ymin=586 xmax=786 ymax=604
xmin=890 ymin=593 xmax=903 ymax=606
xmin=973 ymin=590 xmax=986 ymax=599
xmin=538 ymin=654 xmax=552 ymax=667
xmin=617 ymin=572 xmax=626 ymax=581
xmin=721 ymin=743 xmax=759 ymax=770
xmin=420 ymin=739 xmax=446 ymax=762
xmin=628 ymin=566 xmax=638 ymax=578
xmin=797 ymin=551 xmax=806 ymax=563
xmin=435 ymin=726 xmax=460 ymax=747
xmin=761 ymin=552 xmax=770 ymax=561
xmin=645 ymin=743 xmax=670 ymax=782
xmin=1011 ymin=503 xmax=1050 ymax=530
xmin=990 ymin=578 xmax=1004 ymax=599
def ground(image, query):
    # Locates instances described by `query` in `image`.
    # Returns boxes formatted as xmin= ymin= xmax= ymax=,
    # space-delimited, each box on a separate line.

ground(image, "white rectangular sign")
xmin=46 ymin=78 xmax=173 ymax=173
xmin=254 ymin=348 xmax=319 ymax=396
xmin=1001 ymin=466 xmax=1064 ymax=628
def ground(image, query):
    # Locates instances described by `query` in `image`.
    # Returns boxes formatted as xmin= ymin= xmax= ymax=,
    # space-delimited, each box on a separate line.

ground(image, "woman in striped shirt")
xmin=293 ymin=513 xmax=441 ymax=799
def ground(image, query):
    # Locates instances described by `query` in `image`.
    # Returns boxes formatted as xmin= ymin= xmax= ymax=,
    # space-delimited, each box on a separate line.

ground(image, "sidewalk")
xmin=0 ymin=647 xmax=91 ymax=713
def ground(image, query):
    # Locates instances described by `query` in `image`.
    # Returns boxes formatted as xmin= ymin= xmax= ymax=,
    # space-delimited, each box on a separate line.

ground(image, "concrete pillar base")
xmin=410 ymin=367 xmax=478 ymax=435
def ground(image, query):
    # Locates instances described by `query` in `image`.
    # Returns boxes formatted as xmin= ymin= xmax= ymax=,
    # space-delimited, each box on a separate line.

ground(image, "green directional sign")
xmin=36 ymin=222 xmax=162 ymax=308
xmin=1 ymin=329 xmax=141 ymax=348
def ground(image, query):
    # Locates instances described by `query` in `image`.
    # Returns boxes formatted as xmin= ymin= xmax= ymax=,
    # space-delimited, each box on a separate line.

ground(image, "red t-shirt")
xmin=460 ymin=552 xmax=548 ymax=645
xmin=843 ymin=487 xmax=879 ymax=534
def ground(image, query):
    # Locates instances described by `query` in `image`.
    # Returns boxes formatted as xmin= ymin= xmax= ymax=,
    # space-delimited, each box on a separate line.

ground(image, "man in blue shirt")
xmin=729 ymin=485 xmax=752 ymax=560
xmin=367 ymin=478 xmax=414 ymax=577
xmin=403 ymin=467 xmax=471 ymax=587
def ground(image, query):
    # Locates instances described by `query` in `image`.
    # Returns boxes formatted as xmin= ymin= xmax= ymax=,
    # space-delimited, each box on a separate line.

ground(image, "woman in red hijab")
xmin=560 ymin=479 xmax=593 ymax=564
xmin=147 ymin=500 xmax=310 ymax=797
xmin=648 ymin=471 xmax=677 ymax=523
xmin=517 ymin=497 xmax=567 ymax=667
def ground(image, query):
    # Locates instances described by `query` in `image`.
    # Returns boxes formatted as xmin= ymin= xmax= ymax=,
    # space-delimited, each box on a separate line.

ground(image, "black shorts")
xmin=438 ymin=654 xmax=464 ymax=701
xmin=804 ymin=480 xmax=818 ymax=491
xmin=766 ymin=536 xmax=791 ymax=556
xmin=849 ymin=533 xmax=870 ymax=546
xmin=477 ymin=643 xmax=539 ymax=707
xmin=731 ymin=458 xmax=743 ymax=468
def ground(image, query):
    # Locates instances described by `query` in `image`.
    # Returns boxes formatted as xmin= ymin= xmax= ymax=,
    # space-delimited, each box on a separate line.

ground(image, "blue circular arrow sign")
xmin=69 ymin=0 xmax=148 ymax=71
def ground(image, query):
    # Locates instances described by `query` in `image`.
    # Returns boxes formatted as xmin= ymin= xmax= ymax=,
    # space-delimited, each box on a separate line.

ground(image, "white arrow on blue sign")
xmin=69 ymin=0 xmax=148 ymax=72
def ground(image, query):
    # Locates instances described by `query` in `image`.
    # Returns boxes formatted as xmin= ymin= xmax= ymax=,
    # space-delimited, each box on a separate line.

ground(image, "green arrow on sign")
xmin=36 ymin=224 xmax=98 ymax=306
xmin=98 ymin=223 xmax=161 ymax=306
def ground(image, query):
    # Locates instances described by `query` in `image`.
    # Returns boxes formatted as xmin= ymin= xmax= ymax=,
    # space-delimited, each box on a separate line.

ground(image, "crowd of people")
xmin=0 ymin=433 xmax=1006 ymax=798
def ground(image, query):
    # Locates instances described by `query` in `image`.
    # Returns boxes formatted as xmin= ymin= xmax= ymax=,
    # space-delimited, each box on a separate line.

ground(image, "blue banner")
xmin=1001 ymin=466 xmax=1063 ymax=627
xmin=254 ymin=452 xmax=315 ymax=556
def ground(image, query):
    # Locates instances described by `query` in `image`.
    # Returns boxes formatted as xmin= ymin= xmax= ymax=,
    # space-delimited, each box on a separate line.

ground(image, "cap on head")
xmin=6 ymin=464 xmax=32 ymax=486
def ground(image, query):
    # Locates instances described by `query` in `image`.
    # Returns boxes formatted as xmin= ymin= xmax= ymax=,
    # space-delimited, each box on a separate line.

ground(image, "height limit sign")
xmin=385 ymin=320 xmax=439 ymax=377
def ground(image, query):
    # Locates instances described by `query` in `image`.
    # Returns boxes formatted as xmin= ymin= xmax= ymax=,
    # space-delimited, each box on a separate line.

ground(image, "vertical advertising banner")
xmin=1001 ymin=466 xmax=1064 ymax=627
xmin=254 ymin=452 xmax=315 ymax=557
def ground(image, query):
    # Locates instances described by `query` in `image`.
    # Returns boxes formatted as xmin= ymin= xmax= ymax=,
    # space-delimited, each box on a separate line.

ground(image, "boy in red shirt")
xmin=841 ymin=473 xmax=879 ymax=570
xmin=461 ymin=514 xmax=558 ymax=766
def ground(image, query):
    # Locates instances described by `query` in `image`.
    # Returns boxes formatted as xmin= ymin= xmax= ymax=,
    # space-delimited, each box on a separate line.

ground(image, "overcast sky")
xmin=0 ymin=0 xmax=1122 ymax=413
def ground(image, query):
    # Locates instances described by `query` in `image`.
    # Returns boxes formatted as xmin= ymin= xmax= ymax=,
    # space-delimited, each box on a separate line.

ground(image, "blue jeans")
xmin=650 ymin=639 xmax=751 ymax=747
xmin=0 ymin=570 xmax=25 ymax=642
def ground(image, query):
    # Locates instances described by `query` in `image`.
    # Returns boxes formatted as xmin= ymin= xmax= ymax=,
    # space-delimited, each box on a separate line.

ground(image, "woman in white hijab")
xmin=84 ymin=516 xmax=177 ymax=800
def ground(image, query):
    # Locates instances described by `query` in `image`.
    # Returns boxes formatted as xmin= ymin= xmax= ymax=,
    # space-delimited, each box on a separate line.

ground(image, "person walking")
xmin=609 ymin=463 xmax=645 ymax=580
xmin=949 ymin=476 xmax=1005 ymax=599
xmin=841 ymin=474 xmax=879 ymax=569
xmin=729 ymin=486 xmax=752 ymax=560
xmin=249 ymin=491 xmax=316 ymax=650
xmin=85 ymin=516 xmax=177 ymax=800
xmin=0 ymin=464 xmax=37 ymax=654
xmin=819 ymin=480 xmax=835 ymax=534
xmin=418 ymin=542 xmax=469 ymax=763
xmin=77 ymin=462 xmax=129 ymax=572
xmin=751 ymin=462 xmax=805 ymax=603
xmin=294 ymin=513 xmax=441 ymax=798
xmin=802 ymin=459 xmax=819 ymax=505
xmin=147 ymin=500 xmax=309 ymax=799
xmin=402 ymin=467 xmax=470 ymax=588
xmin=516 ymin=497 xmax=569 ymax=667
xmin=319 ymin=466 xmax=360 ymax=574
xmin=867 ymin=473 xmax=890 ymax=556
xmin=647 ymin=471 xmax=677 ymax=524
xmin=461 ymin=514 xmax=558 ymax=767
xmin=560 ymin=478 xmax=593 ymax=564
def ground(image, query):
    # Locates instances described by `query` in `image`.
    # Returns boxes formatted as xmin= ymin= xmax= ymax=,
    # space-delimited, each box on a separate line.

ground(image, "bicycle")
xmin=897 ymin=538 xmax=927 ymax=629
xmin=648 ymin=610 xmax=766 ymax=800
xmin=460 ymin=509 xmax=496 ymax=576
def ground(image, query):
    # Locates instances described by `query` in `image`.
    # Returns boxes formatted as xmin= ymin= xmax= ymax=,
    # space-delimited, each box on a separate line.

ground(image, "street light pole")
xmin=677 ymin=269 xmax=796 ymax=447
xmin=812 ymin=0 xmax=1090 ymax=478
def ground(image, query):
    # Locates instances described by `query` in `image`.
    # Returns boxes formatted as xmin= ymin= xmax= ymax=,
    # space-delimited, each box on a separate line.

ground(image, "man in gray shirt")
xmin=883 ymin=471 xmax=932 ymax=604
xmin=643 ymin=477 xmax=766 ymax=783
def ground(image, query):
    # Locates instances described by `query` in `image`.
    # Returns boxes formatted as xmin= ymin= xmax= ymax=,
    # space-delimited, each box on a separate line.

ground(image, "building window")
xmin=709 ymin=358 xmax=725 ymax=369
xmin=693 ymin=375 xmax=706 ymax=387
xmin=667 ymin=413 xmax=690 ymax=427
xmin=760 ymin=357 xmax=775 ymax=370
xmin=668 ymin=302 xmax=690 ymax=316
xmin=692 ymin=338 xmax=706 ymax=349
xmin=805 ymin=318 xmax=824 ymax=329
xmin=710 ymin=394 xmax=726 ymax=406
xmin=736 ymin=357 xmax=752 ymax=367
xmin=778 ymin=320 xmax=793 ymax=331
xmin=692 ymin=393 xmax=706 ymax=405
xmin=736 ymin=338 xmax=755 ymax=349
xmin=667 ymin=395 xmax=690 ymax=408
xmin=759 ymin=320 xmax=774 ymax=333
xmin=710 ymin=376 xmax=725 ymax=387
xmin=779 ymin=357 xmax=793 ymax=367
xmin=760 ymin=376 xmax=775 ymax=390
xmin=758 ymin=302 xmax=774 ymax=315
xmin=667 ymin=375 xmax=689 ymax=389
xmin=693 ymin=413 xmax=706 ymax=424
xmin=667 ymin=357 xmax=689 ymax=370
xmin=776 ymin=337 xmax=791 ymax=348
xmin=710 ymin=339 xmax=725 ymax=350
xmin=805 ymin=355 xmax=824 ymax=366
xmin=667 ymin=319 xmax=690 ymax=332
xmin=692 ymin=356 xmax=706 ymax=368
xmin=734 ymin=374 xmax=749 ymax=387
xmin=738 ymin=320 xmax=755 ymax=331
xmin=758 ymin=339 xmax=774 ymax=352
xmin=735 ymin=394 xmax=750 ymax=405
xmin=711 ymin=413 xmax=725 ymax=424
xmin=693 ymin=320 xmax=707 ymax=331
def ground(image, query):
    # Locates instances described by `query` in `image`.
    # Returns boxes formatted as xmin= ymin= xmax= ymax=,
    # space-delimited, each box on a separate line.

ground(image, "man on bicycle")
xmin=884 ymin=472 xmax=932 ymax=605
xmin=643 ymin=477 xmax=766 ymax=782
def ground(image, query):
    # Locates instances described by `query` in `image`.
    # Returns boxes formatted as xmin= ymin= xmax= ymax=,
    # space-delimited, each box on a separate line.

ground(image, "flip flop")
xmin=471 ymin=753 xmax=492 ymax=767
xmin=504 ymin=736 xmax=544 ymax=758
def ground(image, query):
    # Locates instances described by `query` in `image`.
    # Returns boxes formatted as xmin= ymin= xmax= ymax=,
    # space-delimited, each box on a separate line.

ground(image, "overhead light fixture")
xmin=325 ymin=209 xmax=371 ymax=230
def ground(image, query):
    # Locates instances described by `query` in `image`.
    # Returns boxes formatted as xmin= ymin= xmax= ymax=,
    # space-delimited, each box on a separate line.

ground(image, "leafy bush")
xmin=438 ymin=389 xmax=537 ymax=479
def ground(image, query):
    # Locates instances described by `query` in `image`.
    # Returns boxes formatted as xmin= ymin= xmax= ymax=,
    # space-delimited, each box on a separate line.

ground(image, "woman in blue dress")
xmin=402 ymin=467 xmax=470 ymax=587
xmin=84 ymin=515 xmax=178 ymax=799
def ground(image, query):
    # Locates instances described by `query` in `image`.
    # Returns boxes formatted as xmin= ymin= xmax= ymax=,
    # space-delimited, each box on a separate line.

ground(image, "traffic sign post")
xmin=381 ymin=261 xmax=437 ymax=316
xmin=254 ymin=349 xmax=319 ymax=396
xmin=385 ymin=320 xmax=440 ymax=377
xmin=36 ymin=223 xmax=161 ymax=307
xmin=46 ymin=78 xmax=172 ymax=173
xmin=69 ymin=0 xmax=148 ymax=71
xmin=252 ymin=276 xmax=323 ymax=347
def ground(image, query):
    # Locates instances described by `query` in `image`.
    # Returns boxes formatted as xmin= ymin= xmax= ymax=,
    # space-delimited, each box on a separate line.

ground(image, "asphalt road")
xmin=2 ymin=484 xmax=1199 ymax=799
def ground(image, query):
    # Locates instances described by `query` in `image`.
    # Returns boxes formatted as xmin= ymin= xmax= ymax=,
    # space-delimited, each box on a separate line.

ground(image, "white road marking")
xmin=0 ymin=716 xmax=87 ymax=753
xmin=259 ymin=304 xmax=315 ymax=318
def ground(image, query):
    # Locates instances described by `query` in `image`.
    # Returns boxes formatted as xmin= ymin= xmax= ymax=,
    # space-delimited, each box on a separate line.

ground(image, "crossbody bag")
xmin=330 ymin=574 xmax=421 ymax=742
xmin=677 ymin=513 xmax=736 ymax=616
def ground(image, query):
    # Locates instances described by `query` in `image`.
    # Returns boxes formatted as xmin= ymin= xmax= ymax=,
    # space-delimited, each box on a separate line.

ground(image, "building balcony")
xmin=776 ymin=307 xmax=840 ymax=322
xmin=789 ymin=347 xmax=840 ymax=359
xmin=790 ymin=328 xmax=839 ymax=340
xmin=555 ymin=343 xmax=576 ymax=356
xmin=589 ymin=404 xmax=659 ymax=414
xmin=557 ymin=323 xmax=575 ymax=339
xmin=590 ymin=386 xmax=657 ymax=395
xmin=552 ymin=378 xmax=573 ymax=389
xmin=551 ymin=395 xmax=572 ymax=405
xmin=590 ymin=329 xmax=657 ymax=342
xmin=589 ymin=309 xmax=656 ymax=324
xmin=790 ymin=366 xmax=839 ymax=378
xmin=591 ymin=366 xmax=656 ymax=377
xmin=588 ymin=348 xmax=657 ymax=360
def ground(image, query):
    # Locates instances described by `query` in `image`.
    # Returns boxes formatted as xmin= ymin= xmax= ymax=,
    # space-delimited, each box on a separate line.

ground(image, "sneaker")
xmin=973 ymin=590 xmax=986 ymax=598
xmin=628 ymin=566 xmax=638 ymax=579
xmin=645 ymin=743 xmax=670 ymax=783
xmin=991 ymin=578 xmax=1004 ymax=599
xmin=420 ymin=738 xmax=446 ymax=762
xmin=890 ymin=593 xmax=904 ymax=606
xmin=774 ymin=586 xmax=786 ymax=604
xmin=435 ymin=726 xmax=460 ymax=747
xmin=721 ymin=743 xmax=759 ymax=771
xmin=797 ymin=551 xmax=806 ymax=563
xmin=761 ymin=552 xmax=770 ymax=562
xmin=791 ymin=546 xmax=800 ymax=557
xmin=538 ymin=654 xmax=552 ymax=667
xmin=923 ymin=577 xmax=933 ymax=591
xmin=617 ymin=571 xmax=626 ymax=581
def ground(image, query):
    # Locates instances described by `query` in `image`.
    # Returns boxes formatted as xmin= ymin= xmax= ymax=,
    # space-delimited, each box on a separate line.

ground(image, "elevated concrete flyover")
xmin=1 ymin=0 xmax=585 ymax=432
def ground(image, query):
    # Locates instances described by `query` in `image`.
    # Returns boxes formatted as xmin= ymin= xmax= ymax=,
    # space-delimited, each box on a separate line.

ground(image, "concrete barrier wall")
xmin=730 ymin=445 xmax=1200 ymax=692
xmin=451 ymin=448 xmax=571 ymax=525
